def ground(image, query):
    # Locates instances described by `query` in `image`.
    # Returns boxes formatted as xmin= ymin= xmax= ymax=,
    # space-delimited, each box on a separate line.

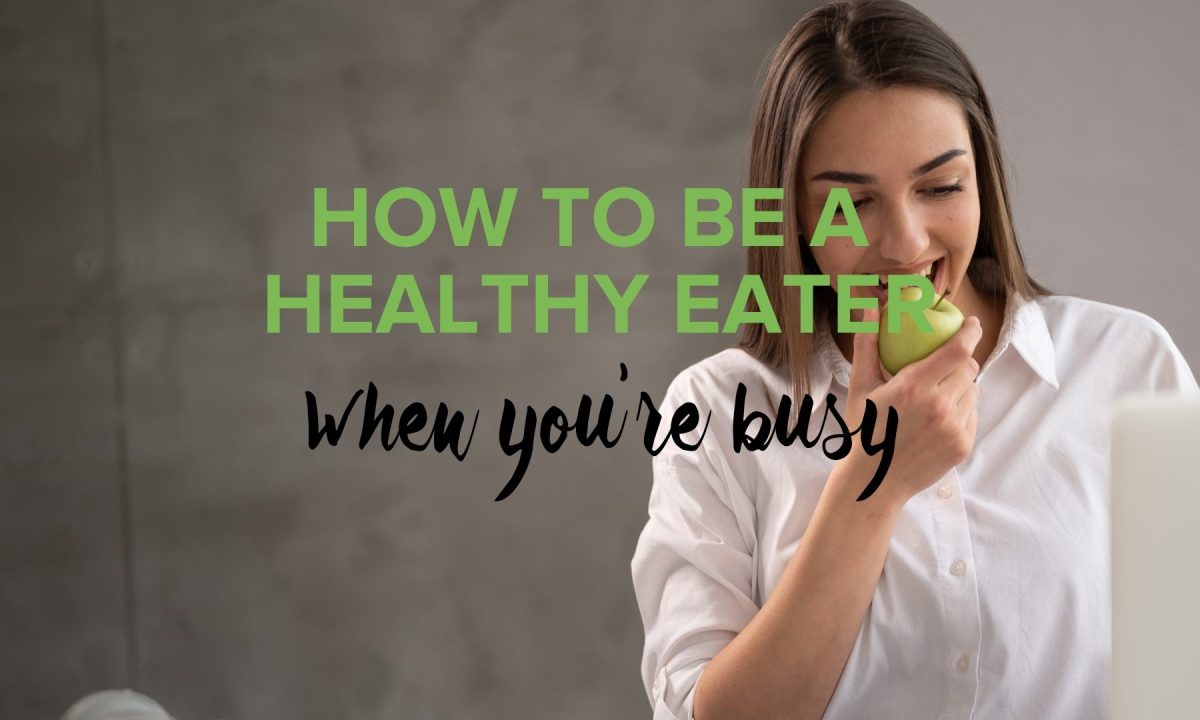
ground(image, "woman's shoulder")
xmin=659 ymin=347 xmax=786 ymax=411
xmin=1035 ymin=293 xmax=1178 ymax=350
xmin=668 ymin=346 xmax=774 ymax=386
xmin=1033 ymin=293 xmax=1196 ymax=393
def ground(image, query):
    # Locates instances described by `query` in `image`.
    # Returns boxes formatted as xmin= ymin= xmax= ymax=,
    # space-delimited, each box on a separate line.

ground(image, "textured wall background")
xmin=2 ymin=1 xmax=1196 ymax=719
xmin=1 ymin=1 xmax=797 ymax=717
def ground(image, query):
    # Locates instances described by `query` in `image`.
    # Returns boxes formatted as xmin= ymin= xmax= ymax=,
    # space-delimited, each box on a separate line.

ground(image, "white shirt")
xmin=630 ymin=291 xmax=1198 ymax=720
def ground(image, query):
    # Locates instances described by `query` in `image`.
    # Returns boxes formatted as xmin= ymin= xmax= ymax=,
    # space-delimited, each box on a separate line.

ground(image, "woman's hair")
xmin=739 ymin=0 xmax=1051 ymax=398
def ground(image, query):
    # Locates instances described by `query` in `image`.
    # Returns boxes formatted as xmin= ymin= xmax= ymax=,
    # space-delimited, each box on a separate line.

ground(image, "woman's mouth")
xmin=860 ymin=257 xmax=945 ymax=306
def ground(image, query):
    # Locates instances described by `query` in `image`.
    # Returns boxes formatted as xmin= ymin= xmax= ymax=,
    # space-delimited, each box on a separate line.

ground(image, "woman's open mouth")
xmin=862 ymin=257 xmax=945 ymax=306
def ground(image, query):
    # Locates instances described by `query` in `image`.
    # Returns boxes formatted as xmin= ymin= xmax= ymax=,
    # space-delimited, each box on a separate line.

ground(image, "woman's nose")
xmin=873 ymin=200 xmax=929 ymax=265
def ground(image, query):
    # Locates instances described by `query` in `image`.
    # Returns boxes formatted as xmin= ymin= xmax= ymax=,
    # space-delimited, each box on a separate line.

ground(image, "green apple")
xmin=878 ymin=285 xmax=964 ymax=375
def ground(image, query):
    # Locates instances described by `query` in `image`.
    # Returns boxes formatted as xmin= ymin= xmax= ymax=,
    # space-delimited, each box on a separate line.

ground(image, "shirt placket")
xmin=928 ymin=467 xmax=983 ymax=720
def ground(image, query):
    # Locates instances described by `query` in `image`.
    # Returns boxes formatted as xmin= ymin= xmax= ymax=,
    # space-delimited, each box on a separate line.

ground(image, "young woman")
xmin=630 ymin=1 xmax=1198 ymax=719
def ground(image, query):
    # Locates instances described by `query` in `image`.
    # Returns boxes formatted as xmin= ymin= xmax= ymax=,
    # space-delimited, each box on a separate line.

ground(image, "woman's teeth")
xmin=878 ymin=261 xmax=936 ymax=287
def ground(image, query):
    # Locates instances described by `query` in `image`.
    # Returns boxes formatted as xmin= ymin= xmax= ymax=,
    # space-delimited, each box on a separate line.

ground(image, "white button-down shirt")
xmin=631 ymin=291 xmax=1198 ymax=720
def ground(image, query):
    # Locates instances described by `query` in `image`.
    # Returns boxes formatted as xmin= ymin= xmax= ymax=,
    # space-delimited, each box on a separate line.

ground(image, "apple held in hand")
xmin=879 ymin=285 xmax=965 ymax=375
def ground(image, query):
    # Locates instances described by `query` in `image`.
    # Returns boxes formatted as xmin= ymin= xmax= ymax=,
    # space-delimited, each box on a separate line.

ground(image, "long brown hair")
xmin=739 ymin=0 xmax=1050 ymax=400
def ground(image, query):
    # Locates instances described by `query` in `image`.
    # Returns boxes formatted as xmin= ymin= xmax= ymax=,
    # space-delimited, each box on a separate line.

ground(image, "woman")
xmin=630 ymin=1 xmax=1198 ymax=719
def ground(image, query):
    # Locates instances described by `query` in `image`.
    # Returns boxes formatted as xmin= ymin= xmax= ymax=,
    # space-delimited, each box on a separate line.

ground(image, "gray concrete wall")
xmin=1 ymin=1 xmax=793 ymax=717
xmin=3 ymin=1 xmax=1196 ymax=719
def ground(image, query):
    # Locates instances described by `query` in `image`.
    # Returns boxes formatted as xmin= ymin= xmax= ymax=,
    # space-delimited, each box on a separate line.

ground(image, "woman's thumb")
xmin=848 ymin=306 xmax=885 ymax=395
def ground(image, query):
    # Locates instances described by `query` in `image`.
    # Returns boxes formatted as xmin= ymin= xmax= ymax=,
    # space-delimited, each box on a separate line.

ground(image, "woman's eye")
xmin=833 ymin=198 xmax=871 ymax=215
xmin=924 ymin=184 xmax=964 ymax=198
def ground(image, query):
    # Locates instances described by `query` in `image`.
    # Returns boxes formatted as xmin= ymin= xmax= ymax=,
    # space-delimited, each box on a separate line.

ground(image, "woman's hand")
xmin=844 ymin=307 xmax=982 ymax=506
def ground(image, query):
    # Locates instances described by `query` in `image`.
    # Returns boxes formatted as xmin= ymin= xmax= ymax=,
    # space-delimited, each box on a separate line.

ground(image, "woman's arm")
xmin=691 ymin=449 xmax=905 ymax=720
xmin=693 ymin=313 xmax=983 ymax=720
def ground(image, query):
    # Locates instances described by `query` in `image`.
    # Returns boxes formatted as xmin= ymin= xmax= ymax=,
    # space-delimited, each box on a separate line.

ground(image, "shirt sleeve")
xmin=629 ymin=370 xmax=760 ymax=720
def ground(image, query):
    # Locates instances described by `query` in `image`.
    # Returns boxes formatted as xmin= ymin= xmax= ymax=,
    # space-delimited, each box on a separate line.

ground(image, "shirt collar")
xmin=993 ymin=289 xmax=1059 ymax=390
xmin=814 ymin=289 xmax=1059 ymax=391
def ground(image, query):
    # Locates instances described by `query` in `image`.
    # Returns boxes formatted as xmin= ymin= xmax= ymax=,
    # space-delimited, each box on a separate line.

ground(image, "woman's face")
xmin=800 ymin=86 xmax=980 ymax=312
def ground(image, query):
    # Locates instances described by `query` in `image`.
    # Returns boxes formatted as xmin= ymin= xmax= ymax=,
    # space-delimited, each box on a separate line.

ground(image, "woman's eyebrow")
xmin=910 ymin=148 xmax=967 ymax=178
xmin=808 ymin=148 xmax=969 ymax=185
xmin=809 ymin=169 xmax=875 ymax=184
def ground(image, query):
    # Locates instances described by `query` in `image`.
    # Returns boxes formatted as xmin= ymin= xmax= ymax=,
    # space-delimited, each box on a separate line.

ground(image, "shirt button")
xmin=950 ymin=559 xmax=967 ymax=577
xmin=956 ymin=654 xmax=970 ymax=673
xmin=938 ymin=484 xmax=954 ymax=499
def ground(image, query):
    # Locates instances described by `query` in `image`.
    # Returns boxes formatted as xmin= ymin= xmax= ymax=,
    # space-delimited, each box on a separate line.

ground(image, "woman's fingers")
xmin=938 ymin=356 xmax=980 ymax=390
xmin=897 ymin=316 xmax=982 ymax=386
xmin=849 ymin=307 xmax=885 ymax=396
xmin=963 ymin=396 xmax=979 ymax=435
xmin=954 ymin=374 xmax=980 ymax=409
